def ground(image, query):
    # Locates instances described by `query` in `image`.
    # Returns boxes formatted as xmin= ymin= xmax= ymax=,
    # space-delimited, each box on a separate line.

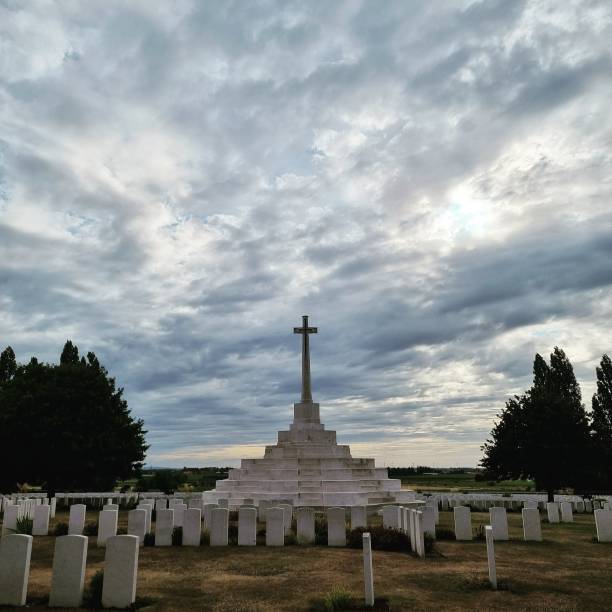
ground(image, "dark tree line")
xmin=481 ymin=348 xmax=612 ymax=500
xmin=0 ymin=341 xmax=148 ymax=495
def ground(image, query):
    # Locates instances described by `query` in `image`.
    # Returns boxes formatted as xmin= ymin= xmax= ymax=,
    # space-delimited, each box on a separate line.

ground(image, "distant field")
xmin=398 ymin=473 xmax=535 ymax=493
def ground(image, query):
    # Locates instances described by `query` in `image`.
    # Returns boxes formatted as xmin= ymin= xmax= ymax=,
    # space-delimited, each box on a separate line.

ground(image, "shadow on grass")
xmin=309 ymin=596 xmax=390 ymax=611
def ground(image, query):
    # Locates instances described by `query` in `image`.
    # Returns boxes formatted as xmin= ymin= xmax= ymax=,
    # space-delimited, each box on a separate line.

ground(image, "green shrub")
xmin=314 ymin=518 xmax=328 ymax=545
xmin=347 ymin=526 xmax=410 ymax=552
xmin=84 ymin=570 xmax=104 ymax=607
xmin=53 ymin=522 xmax=69 ymax=536
xmin=16 ymin=516 xmax=33 ymax=535
xmin=200 ymin=530 xmax=210 ymax=546
xmin=143 ymin=532 xmax=155 ymax=547
xmin=83 ymin=521 xmax=98 ymax=536
xmin=322 ymin=586 xmax=353 ymax=610
xmin=172 ymin=526 xmax=183 ymax=546
xmin=228 ymin=523 xmax=238 ymax=545
xmin=474 ymin=524 xmax=486 ymax=541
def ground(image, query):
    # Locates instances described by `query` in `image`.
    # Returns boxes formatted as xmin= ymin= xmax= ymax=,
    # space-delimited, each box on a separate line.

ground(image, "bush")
xmin=172 ymin=526 xmax=183 ymax=546
xmin=322 ymin=586 xmax=353 ymax=610
xmin=200 ymin=530 xmax=210 ymax=546
xmin=314 ymin=519 xmax=328 ymax=545
xmin=436 ymin=527 xmax=455 ymax=540
xmin=84 ymin=570 xmax=104 ymax=607
xmin=228 ymin=523 xmax=238 ymax=545
xmin=83 ymin=521 xmax=98 ymax=536
xmin=16 ymin=516 xmax=33 ymax=535
xmin=144 ymin=532 xmax=155 ymax=547
xmin=347 ymin=526 xmax=410 ymax=552
xmin=53 ymin=522 xmax=69 ymax=536
xmin=285 ymin=532 xmax=297 ymax=545
xmin=424 ymin=533 xmax=435 ymax=554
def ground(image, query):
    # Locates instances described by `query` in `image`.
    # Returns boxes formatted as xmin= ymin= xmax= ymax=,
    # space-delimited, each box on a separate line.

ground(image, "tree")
xmin=0 ymin=346 xmax=16 ymax=383
xmin=0 ymin=341 xmax=148 ymax=495
xmin=591 ymin=354 xmax=612 ymax=489
xmin=481 ymin=347 xmax=593 ymax=500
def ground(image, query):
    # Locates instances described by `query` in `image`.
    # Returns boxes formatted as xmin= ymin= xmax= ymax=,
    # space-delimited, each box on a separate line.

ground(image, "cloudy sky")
xmin=1 ymin=1 xmax=611 ymax=468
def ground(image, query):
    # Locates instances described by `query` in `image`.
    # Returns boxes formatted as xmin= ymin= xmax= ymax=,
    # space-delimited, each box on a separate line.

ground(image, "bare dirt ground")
xmin=3 ymin=509 xmax=611 ymax=611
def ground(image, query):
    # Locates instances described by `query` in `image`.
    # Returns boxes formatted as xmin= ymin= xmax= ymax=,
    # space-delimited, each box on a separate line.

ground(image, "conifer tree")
xmin=591 ymin=354 xmax=612 ymax=489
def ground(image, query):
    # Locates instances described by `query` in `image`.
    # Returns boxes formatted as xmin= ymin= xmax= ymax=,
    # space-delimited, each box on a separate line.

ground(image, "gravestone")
xmin=279 ymin=504 xmax=293 ymax=535
xmin=238 ymin=507 xmax=257 ymax=546
xmin=266 ymin=507 xmax=285 ymax=546
xmin=401 ymin=507 xmax=409 ymax=534
xmin=182 ymin=508 xmax=202 ymax=546
xmin=97 ymin=509 xmax=118 ymax=547
xmin=485 ymin=526 xmax=497 ymax=589
xmin=155 ymin=499 xmax=167 ymax=513
xmin=363 ymin=532 xmax=374 ymax=607
xmin=173 ymin=503 xmax=187 ymax=528
xmin=50 ymin=498 xmax=57 ymax=519
xmin=203 ymin=503 xmax=217 ymax=531
xmin=327 ymin=507 xmax=346 ymax=547
xmin=575 ymin=500 xmax=585 ymax=513
xmin=49 ymin=535 xmax=88 ymax=608
xmin=155 ymin=509 xmax=174 ymax=547
xmin=296 ymin=507 xmax=315 ymax=544
xmin=127 ymin=509 xmax=147 ymax=545
xmin=560 ymin=502 xmax=573 ymax=523
xmin=32 ymin=504 xmax=50 ymax=536
xmin=414 ymin=511 xmax=425 ymax=557
xmin=594 ymin=509 xmax=612 ymax=542
xmin=258 ymin=500 xmax=272 ymax=522
xmin=0 ymin=534 xmax=32 ymax=606
xmin=68 ymin=504 xmax=86 ymax=536
xmin=489 ymin=507 xmax=508 ymax=541
xmin=382 ymin=505 xmax=400 ymax=530
xmin=409 ymin=509 xmax=416 ymax=552
xmin=138 ymin=503 xmax=153 ymax=534
xmin=101 ymin=536 xmax=139 ymax=609
xmin=210 ymin=508 xmax=229 ymax=546
xmin=522 ymin=508 xmax=542 ymax=541
xmin=453 ymin=506 xmax=472 ymax=541
xmin=421 ymin=506 xmax=436 ymax=537
xmin=546 ymin=502 xmax=560 ymax=524
xmin=350 ymin=506 xmax=367 ymax=530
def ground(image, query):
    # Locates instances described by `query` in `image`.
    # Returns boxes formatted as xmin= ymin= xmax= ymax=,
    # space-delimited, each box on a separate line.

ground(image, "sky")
xmin=1 ymin=0 xmax=611 ymax=468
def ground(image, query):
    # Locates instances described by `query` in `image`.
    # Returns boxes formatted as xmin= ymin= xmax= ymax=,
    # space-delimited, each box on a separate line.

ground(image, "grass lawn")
xmin=3 ymin=508 xmax=611 ymax=611
xmin=399 ymin=473 xmax=535 ymax=493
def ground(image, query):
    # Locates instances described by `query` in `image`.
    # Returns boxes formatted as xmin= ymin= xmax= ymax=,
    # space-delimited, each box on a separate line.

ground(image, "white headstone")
xmin=105 ymin=504 xmax=119 ymax=512
xmin=279 ymin=504 xmax=293 ymax=535
xmin=453 ymin=506 xmax=472 ymax=541
xmin=414 ymin=511 xmax=425 ymax=557
xmin=238 ymin=507 xmax=257 ymax=546
xmin=155 ymin=499 xmax=167 ymax=513
xmin=382 ymin=505 xmax=400 ymax=530
xmin=127 ymin=509 xmax=147 ymax=545
xmin=266 ymin=507 xmax=285 ymax=546
xmin=210 ymin=508 xmax=229 ymax=546
xmin=97 ymin=510 xmax=118 ymax=547
xmin=350 ymin=506 xmax=367 ymax=530
xmin=258 ymin=500 xmax=272 ymax=522
xmin=218 ymin=498 xmax=229 ymax=509
xmin=68 ymin=504 xmax=86 ymax=536
xmin=362 ymin=532 xmax=374 ymax=607
xmin=101 ymin=535 xmax=139 ymax=609
xmin=49 ymin=535 xmax=88 ymax=608
xmin=560 ymin=502 xmax=573 ymax=523
xmin=585 ymin=500 xmax=593 ymax=513
xmin=32 ymin=504 xmax=50 ymax=536
xmin=155 ymin=509 xmax=174 ymax=547
xmin=485 ymin=526 xmax=497 ymax=589
xmin=594 ymin=509 xmax=612 ymax=542
xmin=575 ymin=500 xmax=585 ymax=513
xmin=182 ymin=508 xmax=202 ymax=546
xmin=203 ymin=503 xmax=217 ymax=531
xmin=409 ymin=509 xmax=416 ymax=552
xmin=546 ymin=502 xmax=560 ymax=524
xmin=138 ymin=503 xmax=153 ymax=534
xmin=0 ymin=534 xmax=32 ymax=606
xmin=327 ymin=507 xmax=346 ymax=547
xmin=524 ymin=500 xmax=537 ymax=509
xmin=296 ymin=507 xmax=315 ymax=544
xmin=489 ymin=507 xmax=508 ymax=541
xmin=522 ymin=508 xmax=542 ymax=541
xmin=421 ymin=506 xmax=436 ymax=538
xmin=50 ymin=497 xmax=57 ymax=519
xmin=173 ymin=503 xmax=187 ymax=528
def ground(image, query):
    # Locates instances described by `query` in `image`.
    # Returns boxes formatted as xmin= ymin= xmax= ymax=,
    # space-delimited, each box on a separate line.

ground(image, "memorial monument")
xmin=203 ymin=316 xmax=415 ymax=507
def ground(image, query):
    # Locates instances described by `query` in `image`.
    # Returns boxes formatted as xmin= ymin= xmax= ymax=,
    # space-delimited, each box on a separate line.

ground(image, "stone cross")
xmin=293 ymin=315 xmax=317 ymax=403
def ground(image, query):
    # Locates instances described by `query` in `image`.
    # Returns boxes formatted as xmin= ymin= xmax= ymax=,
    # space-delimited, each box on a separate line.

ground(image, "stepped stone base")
xmin=203 ymin=401 xmax=415 ymax=508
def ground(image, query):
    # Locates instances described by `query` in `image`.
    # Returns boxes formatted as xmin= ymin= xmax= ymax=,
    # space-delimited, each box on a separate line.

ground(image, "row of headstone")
xmin=452 ymin=506 xmax=543 ymax=542
xmin=0 ymin=533 xmax=139 ymax=608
